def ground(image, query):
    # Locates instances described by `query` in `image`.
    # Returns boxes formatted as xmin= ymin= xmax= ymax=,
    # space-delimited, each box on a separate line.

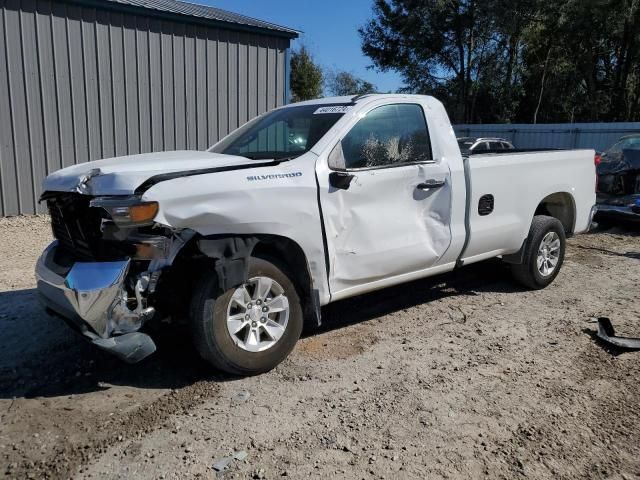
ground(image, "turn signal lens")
xmin=128 ymin=202 xmax=159 ymax=224
xmin=90 ymin=197 xmax=159 ymax=227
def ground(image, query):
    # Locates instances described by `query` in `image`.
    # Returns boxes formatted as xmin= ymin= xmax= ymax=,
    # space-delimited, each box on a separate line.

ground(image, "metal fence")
xmin=454 ymin=123 xmax=640 ymax=152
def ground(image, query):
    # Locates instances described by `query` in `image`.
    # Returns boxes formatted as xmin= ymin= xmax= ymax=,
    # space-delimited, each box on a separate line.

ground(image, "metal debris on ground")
xmin=596 ymin=317 xmax=640 ymax=350
xmin=231 ymin=390 xmax=251 ymax=405
xmin=212 ymin=456 xmax=234 ymax=472
xmin=212 ymin=450 xmax=249 ymax=473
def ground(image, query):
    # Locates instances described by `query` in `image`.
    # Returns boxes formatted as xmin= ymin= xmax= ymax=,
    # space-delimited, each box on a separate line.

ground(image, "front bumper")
xmin=35 ymin=241 xmax=156 ymax=363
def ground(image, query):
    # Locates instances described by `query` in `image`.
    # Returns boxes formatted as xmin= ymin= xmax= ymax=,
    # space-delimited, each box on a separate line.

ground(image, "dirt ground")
xmin=0 ymin=215 xmax=639 ymax=480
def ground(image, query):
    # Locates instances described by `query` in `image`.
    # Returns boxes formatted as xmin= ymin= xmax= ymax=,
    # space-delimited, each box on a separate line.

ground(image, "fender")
xmin=142 ymin=150 xmax=331 ymax=307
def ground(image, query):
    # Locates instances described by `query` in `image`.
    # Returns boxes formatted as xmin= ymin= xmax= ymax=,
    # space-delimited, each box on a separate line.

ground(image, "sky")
xmin=202 ymin=0 xmax=404 ymax=93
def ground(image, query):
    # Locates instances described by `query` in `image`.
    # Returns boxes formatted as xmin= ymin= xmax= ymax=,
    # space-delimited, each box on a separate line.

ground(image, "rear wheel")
xmin=510 ymin=215 xmax=566 ymax=289
xmin=190 ymin=257 xmax=303 ymax=375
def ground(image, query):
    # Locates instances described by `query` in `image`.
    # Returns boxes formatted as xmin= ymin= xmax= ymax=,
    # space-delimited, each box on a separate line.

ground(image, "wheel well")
xmin=252 ymin=236 xmax=318 ymax=326
xmin=160 ymin=234 xmax=319 ymax=326
xmin=534 ymin=192 xmax=576 ymax=234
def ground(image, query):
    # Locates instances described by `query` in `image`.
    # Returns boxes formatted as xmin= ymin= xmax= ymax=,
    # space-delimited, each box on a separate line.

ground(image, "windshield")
xmin=211 ymin=104 xmax=351 ymax=160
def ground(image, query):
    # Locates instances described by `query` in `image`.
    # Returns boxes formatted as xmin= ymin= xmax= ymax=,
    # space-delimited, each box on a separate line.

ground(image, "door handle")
xmin=416 ymin=179 xmax=445 ymax=190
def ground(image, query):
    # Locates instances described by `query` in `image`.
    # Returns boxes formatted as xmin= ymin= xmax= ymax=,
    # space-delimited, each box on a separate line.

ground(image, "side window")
xmin=340 ymin=104 xmax=432 ymax=169
xmin=488 ymin=142 xmax=501 ymax=150
xmin=473 ymin=142 xmax=488 ymax=152
xmin=502 ymin=142 xmax=513 ymax=149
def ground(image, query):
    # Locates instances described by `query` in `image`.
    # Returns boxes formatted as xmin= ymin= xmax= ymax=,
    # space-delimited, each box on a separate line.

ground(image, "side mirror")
xmin=329 ymin=171 xmax=354 ymax=190
xmin=327 ymin=141 xmax=353 ymax=190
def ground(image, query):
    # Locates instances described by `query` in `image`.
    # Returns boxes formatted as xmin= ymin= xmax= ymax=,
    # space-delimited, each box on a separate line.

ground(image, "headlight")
xmin=90 ymin=196 xmax=159 ymax=227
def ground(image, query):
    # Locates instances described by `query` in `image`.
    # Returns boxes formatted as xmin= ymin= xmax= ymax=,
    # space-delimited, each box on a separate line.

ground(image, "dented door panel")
xmin=318 ymin=160 xmax=453 ymax=296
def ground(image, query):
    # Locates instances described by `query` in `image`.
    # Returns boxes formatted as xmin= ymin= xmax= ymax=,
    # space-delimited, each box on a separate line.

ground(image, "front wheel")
xmin=510 ymin=215 xmax=566 ymax=289
xmin=190 ymin=257 xmax=303 ymax=375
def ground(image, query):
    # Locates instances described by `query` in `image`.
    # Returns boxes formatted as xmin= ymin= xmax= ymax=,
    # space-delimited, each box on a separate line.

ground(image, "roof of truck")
xmin=289 ymin=94 xmax=437 ymax=107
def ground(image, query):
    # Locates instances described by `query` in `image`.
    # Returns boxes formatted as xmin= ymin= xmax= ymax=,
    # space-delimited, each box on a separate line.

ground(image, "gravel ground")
xmin=0 ymin=215 xmax=639 ymax=480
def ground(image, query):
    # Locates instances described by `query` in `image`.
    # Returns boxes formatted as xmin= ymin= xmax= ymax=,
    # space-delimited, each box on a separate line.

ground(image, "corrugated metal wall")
xmin=0 ymin=0 xmax=289 ymax=215
xmin=454 ymin=123 xmax=640 ymax=152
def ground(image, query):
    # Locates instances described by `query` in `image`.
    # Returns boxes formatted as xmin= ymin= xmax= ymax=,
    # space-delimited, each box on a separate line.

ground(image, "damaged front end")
xmin=36 ymin=192 xmax=192 ymax=363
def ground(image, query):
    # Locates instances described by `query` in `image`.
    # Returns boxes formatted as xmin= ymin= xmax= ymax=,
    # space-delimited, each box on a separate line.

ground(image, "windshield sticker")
xmin=247 ymin=172 xmax=303 ymax=181
xmin=313 ymin=106 xmax=352 ymax=115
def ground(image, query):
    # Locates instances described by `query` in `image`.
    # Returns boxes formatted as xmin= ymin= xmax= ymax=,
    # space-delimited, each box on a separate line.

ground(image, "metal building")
xmin=0 ymin=0 xmax=298 ymax=215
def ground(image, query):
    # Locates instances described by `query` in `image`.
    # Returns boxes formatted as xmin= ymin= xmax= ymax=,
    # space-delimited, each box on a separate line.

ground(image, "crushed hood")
xmin=42 ymin=150 xmax=258 ymax=196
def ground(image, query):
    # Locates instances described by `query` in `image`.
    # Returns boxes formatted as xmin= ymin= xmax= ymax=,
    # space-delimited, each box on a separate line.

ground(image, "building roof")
xmin=100 ymin=0 xmax=299 ymax=37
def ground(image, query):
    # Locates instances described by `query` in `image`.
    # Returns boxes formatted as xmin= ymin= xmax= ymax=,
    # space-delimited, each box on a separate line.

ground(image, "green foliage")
xmin=326 ymin=70 xmax=378 ymax=96
xmin=290 ymin=46 xmax=324 ymax=103
xmin=360 ymin=0 xmax=640 ymax=123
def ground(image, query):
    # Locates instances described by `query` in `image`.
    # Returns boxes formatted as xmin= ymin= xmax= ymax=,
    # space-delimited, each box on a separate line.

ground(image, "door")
xmin=317 ymin=102 xmax=453 ymax=297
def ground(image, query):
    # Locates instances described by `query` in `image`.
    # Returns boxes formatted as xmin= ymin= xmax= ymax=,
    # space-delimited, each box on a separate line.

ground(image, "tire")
xmin=190 ymin=256 xmax=303 ymax=375
xmin=510 ymin=215 xmax=566 ymax=290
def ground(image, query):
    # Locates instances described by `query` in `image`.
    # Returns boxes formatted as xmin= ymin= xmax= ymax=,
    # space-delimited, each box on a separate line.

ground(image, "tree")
xmin=289 ymin=46 xmax=324 ymax=102
xmin=359 ymin=0 xmax=640 ymax=123
xmin=359 ymin=0 xmax=501 ymax=122
xmin=325 ymin=70 xmax=377 ymax=96
xmin=518 ymin=0 xmax=640 ymax=123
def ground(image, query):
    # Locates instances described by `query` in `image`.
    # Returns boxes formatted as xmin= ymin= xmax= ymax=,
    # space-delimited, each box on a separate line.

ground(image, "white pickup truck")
xmin=36 ymin=94 xmax=596 ymax=374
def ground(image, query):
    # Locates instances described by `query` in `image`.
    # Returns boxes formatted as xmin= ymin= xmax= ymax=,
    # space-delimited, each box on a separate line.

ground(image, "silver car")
xmin=457 ymin=137 xmax=515 ymax=155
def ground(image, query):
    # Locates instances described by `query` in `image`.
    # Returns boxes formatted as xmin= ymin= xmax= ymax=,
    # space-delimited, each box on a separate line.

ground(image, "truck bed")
xmin=460 ymin=149 xmax=596 ymax=264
